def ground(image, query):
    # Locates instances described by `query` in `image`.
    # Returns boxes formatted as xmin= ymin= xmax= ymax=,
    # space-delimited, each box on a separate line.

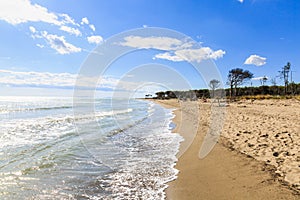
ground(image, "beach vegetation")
xmin=152 ymin=62 xmax=300 ymax=101
xmin=209 ymin=79 xmax=220 ymax=98
xmin=279 ymin=62 xmax=291 ymax=95
xmin=227 ymin=68 xmax=254 ymax=98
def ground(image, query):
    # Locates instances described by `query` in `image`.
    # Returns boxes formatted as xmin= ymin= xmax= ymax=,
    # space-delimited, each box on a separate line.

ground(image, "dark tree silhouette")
xmin=227 ymin=68 xmax=253 ymax=97
xmin=165 ymin=91 xmax=176 ymax=99
xmin=209 ymin=79 xmax=220 ymax=98
xmin=155 ymin=91 xmax=165 ymax=99
xmin=281 ymin=62 xmax=291 ymax=95
xmin=260 ymin=76 xmax=268 ymax=86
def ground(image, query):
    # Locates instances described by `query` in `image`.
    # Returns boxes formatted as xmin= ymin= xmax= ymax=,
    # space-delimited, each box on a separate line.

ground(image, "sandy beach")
xmin=152 ymin=99 xmax=300 ymax=200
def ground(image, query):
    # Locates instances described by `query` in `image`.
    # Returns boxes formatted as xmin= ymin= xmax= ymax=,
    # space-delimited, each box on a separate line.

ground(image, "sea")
xmin=0 ymin=96 xmax=183 ymax=200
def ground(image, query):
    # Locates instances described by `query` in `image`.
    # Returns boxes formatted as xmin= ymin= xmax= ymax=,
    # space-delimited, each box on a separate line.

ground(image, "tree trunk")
xmin=230 ymin=85 xmax=233 ymax=99
xmin=234 ymin=84 xmax=237 ymax=97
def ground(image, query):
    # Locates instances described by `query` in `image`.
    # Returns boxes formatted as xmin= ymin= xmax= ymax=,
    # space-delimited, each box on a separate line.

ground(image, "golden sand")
xmin=152 ymin=99 xmax=299 ymax=200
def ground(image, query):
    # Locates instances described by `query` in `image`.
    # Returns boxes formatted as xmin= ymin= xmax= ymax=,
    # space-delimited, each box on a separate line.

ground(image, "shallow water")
xmin=0 ymin=96 xmax=182 ymax=199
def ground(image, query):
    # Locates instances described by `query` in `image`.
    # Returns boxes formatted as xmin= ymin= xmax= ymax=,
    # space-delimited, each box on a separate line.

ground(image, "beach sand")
xmin=152 ymin=99 xmax=299 ymax=200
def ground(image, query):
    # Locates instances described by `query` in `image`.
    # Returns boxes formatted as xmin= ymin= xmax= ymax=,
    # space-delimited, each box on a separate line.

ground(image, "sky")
xmin=0 ymin=0 xmax=299 ymax=97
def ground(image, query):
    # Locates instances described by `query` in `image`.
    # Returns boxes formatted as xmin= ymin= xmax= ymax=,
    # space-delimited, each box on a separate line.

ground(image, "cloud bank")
xmin=0 ymin=69 xmax=119 ymax=90
xmin=0 ymin=69 xmax=146 ymax=92
xmin=120 ymin=36 xmax=225 ymax=63
xmin=154 ymin=48 xmax=225 ymax=63
xmin=0 ymin=0 xmax=64 ymax=25
xmin=0 ymin=0 xmax=103 ymax=54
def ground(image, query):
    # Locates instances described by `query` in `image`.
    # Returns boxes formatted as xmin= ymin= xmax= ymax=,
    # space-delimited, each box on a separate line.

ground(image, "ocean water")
xmin=0 ymin=96 xmax=182 ymax=199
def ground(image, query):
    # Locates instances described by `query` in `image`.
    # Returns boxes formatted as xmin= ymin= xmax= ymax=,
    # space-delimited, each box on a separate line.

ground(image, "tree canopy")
xmin=209 ymin=79 xmax=220 ymax=98
xmin=227 ymin=68 xmax=253 ymax=97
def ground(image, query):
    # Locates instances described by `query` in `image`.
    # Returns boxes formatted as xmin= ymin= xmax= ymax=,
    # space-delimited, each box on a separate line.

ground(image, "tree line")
xmin=152 ymin=62 xmax=299 ymax=100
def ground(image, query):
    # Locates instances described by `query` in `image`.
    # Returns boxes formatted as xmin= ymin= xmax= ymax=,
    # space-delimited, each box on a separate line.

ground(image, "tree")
xmin=270 ymin=77 xmax=278 ymax=95
xmin=165 ymin=91 xmax=176 ymax=99
xmin=260 ymin=76 xmax=268 ymax=86
xmin=209 ymin=79 xmax=220 ymax=98
xmin=270 ymin=77 xmax=277 ymax=86
xmin=155 ymin=91 xmax=165 ymax=99
xmin=227 ymin=68 xmax=253 ymax=97
xmin=145 ymin=94 xmax=152 ymax=98
xmin=280 ymin=62 xmax=291 ymax=95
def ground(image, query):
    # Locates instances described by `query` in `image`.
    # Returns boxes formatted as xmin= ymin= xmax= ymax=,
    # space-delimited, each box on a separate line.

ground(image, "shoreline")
xmin=151 ymin=99 xmax=299 ymax=200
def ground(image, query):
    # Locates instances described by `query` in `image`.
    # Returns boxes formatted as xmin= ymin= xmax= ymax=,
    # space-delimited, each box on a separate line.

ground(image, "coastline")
xmin=150 ymin=99 xmax=299 ymax=200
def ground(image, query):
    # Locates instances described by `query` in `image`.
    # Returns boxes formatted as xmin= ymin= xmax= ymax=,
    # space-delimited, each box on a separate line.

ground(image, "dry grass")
xmin=234 ymin=95 xmax=298 ymax=100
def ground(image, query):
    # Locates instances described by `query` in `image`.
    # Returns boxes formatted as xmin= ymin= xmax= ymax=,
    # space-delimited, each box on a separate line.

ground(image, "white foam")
xmin=0 ymin=98 xmax=183 ymax=199
xmin=98 ymin=103 xmax=183 ymax=199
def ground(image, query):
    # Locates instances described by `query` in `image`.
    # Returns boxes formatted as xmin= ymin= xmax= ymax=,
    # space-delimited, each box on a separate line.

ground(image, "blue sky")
xmin=0 ymin=0 xmax=299 ymax=96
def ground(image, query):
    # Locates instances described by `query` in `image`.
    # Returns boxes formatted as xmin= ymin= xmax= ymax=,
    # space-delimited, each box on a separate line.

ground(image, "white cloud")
xmin=120 ymin=36 xmax=188 ymax=51
xmin=0 ymin=69 xmax=119 ymax=89
xmin=29 ymin=26 xmax=36 ymax=33
xmin=153 ymin=52 xmax=185 ymax=62
xmin=238 ymin=0 xmax=244 ymax=3
xmin=252 ymin=76 xmax=268 ymax=81
xmin=120 ymin=35 xmax=225 ymax=63
xmin=60 ymin=13 xmax=77 ymax=26
xmin=81 ymin=17 xmax=89 ymax=25
xmin=244 ymin=54 xmax=266 ymax=66
xmin=89 ymin=24 xmax=96 ymax=31
xmin=0 ymin=0 xmax=104 ymax=52
xmin=154 ymin=47 xmax=225 ymax=63
xmin=0 ymin=69 xmax=76 ymax=87
xmin=41 ymin=31 xmax=81 ymax=54
xmin=80 ymin=17 xmax=96 ymax=31
xmin=59 ymin=25 xmax=81 ymax=36
xmin=0 ymin=0 xmax=84 ymax=38
xmin=0 ymin=0 xmax=64 ymax=25
xmin=0 ymin=0 xmax=86 ymax=39
xmin=209 ymin=49 xmax=225 ymax=59
xmin=80 ymin=17 xmax=97 ymax=32
xmin=87 ymin=35 xmax=103 ymax=44
xmin=36 ymin=44 xmax=44 ymax=48
xmin=30 ymin=28 xmax=86 ymax=54
xmin=0 ymin=0 xmax=79 ymax=32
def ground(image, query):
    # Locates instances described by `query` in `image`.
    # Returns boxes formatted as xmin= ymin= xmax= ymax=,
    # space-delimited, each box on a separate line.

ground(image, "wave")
xmin=96 ymin=105 xmax=183 ymax=199
xmin=0 ymin=105 xmax=73 ymax=114
xmin=0 ymin=99 xmax=183 ymax=199
xmin=96 ymin=108 xmax=133 ymax=117
xmin=0 ymin=108 xmax=135 ymax=148
xmin=104 ymin=115 xmax=148 ymax=138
